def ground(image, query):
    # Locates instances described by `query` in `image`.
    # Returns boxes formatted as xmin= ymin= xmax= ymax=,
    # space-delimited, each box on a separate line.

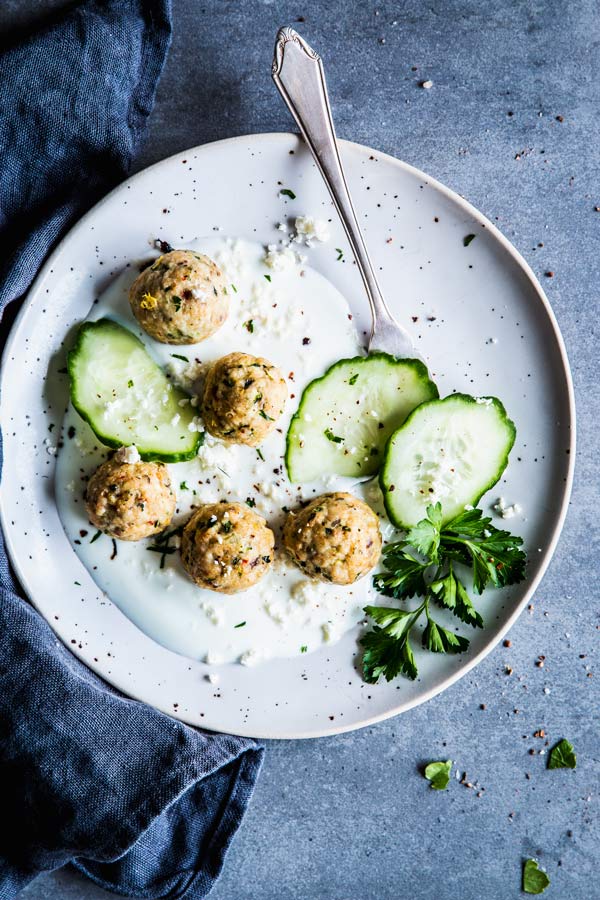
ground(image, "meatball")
xmin=282 ymin=492 xmax=382 ymax=585
xmin=129 ymin=249 xmax=228 ymax=344
xmin=181 ymin=501 xmax=274 ymax=593
xmin=202 ymin=352 xmax=287 ymax=446
xmin=85 ymin=456 xmax=175 ymax=541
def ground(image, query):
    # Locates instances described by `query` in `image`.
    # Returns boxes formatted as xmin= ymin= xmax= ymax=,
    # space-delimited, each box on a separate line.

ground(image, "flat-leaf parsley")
xmin=361 ymin=503 xmax=526 ymax=683
xmin=424 ymin=760 xmax=452 ymax=790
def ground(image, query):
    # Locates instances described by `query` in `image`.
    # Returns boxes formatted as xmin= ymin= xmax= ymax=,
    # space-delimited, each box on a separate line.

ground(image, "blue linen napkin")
xmin=0 ymin=2 xmax=264 ymax=897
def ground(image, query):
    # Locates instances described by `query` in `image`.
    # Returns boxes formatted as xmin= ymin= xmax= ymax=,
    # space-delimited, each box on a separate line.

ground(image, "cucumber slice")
xmin=380 ymin=393 xmax=516 ymax=527
xmin=285 ymin=353 xmax=438 ymax=482
xmin=68 ymin=318 xmax=202 ymax=462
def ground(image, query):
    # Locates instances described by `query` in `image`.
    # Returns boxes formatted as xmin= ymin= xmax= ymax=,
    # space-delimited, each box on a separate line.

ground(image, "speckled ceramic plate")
xmin=0 ymin=133 xmax=575 ymax=738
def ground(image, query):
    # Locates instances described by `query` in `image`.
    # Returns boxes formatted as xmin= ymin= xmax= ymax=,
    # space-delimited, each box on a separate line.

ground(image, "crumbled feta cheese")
xmin=321 ymin=622 xmax=337 ymax=643
xmin=201 ymin=602 xmax=225 ymax=627
xmin=264 ymin=244 xmax=299 ymax=271
xmin=493 ymin=497 xmax=522 ymax=519
xmin=294 ymin=215 xmax=331 ymax=244
xmin=197 ymin=433 xmax=238 ymax=470
xmin=207 ymin=673 xmax=220 ymax=685
xmin=205 ymin=650 xmax=223 ymax=665
xmin=114 ymin=445 xmax=141 ymax=464
xmin=239 ymin=648 xmax=262 ymax=667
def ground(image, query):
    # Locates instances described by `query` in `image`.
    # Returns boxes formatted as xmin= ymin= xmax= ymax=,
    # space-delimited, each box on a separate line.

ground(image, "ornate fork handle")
xmin=272 ymin=27 xmax=415 ymax=358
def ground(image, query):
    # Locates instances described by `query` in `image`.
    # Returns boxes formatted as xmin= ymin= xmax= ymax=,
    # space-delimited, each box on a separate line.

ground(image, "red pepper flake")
xmin=503 ymin=639 xmax=512 ymax=648
xmin=302 ymin=337 xmax=311 ymax=346
xmin=545 ymin=271 xmax=554 ymax=278
xmin=556 ymin=114 xmax=564 ymax=122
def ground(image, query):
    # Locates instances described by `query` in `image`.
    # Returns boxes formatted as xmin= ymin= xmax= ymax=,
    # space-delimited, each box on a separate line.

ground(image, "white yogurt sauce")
xmin=55 ymin=237 xmax=394 ymax=665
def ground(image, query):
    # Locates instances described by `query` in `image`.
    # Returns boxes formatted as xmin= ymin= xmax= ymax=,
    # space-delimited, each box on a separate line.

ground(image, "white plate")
xmin=0 ymin=133 xmax=575 ymax=738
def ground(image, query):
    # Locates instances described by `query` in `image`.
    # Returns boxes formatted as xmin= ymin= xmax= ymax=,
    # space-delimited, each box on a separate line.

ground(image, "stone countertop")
xmin=11 ymin=0 xmax=598 ymax=897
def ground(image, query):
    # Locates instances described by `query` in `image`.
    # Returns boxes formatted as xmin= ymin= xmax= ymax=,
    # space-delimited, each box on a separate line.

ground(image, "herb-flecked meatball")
xmin=85 ymin=456 xmax=175 ymax=541
xmin=129 ymin=249 xmax=229 ymax=344
xmin=180 ymin=501 xmax=274 ymax=593
xmin=202 ymin=351 xmax=287 ymax=446
xmin=282 ymin=492 xmax=382 ymax=585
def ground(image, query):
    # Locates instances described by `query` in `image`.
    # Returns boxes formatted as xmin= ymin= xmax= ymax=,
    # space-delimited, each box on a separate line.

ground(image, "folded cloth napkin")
xmin=0 ymin=3 xmax=263 ymax=898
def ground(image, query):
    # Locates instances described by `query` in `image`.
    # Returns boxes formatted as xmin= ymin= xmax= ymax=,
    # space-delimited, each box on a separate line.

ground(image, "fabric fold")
xmin=0 ymin=2 xmax=264 ymax=897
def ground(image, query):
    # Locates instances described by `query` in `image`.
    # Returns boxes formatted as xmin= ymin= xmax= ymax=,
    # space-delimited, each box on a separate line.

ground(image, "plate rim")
xmin=0 ymin=131 xmax=576 ymax=738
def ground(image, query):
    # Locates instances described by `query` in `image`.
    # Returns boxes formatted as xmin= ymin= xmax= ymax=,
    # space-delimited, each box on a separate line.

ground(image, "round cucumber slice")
xmin=285 ymin=353 xmax=438 ymax=483
xmin=68 ymin=318 xmax=202 ymax=462
xmin=380 ymin=393 xmax=516 ymax=528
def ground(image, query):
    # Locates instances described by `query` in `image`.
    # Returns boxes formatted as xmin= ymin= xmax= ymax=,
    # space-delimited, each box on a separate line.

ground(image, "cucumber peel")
xmin=68 ymin=318 xmax=202 ymax=462
xmin=380 ymin=393 xmax=516 ymax=528
xmin=285 ymin=353 xmax=438 ymax=483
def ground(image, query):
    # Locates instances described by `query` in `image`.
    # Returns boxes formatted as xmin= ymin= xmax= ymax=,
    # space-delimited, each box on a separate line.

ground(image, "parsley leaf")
xmin=440 ymin=508 xmax=526 ymax=593
xmin=374 ymin=550 xmax=428 ymax=599
xmin=406 ymin=501 xmax=442 ymax=559
xmin=361 ymin=604 xmax=423 ymax=682
xmin=324 ymin=427 xmax=343 ymax=443
xmin=280 ymin=188 xmax=296 ymax=199
xmin=361 ymin=625 xmax=418 ymax=682
xmin=523 ymin=859 xmax=550 ymax=894
xmin=361 ymin=503 xmax=526 ymax=684
xmin=548 ymin=738 xmax=576 ymax=770
xmin=422 ymin=617 xmax=470 ymax=654
xmin=424 ymin=760 xmax=452 ymax=790
xmin=463 ymin=233 xmax=476 ymax=247
xmin=430 ymin=564 xmax=484 ymax=628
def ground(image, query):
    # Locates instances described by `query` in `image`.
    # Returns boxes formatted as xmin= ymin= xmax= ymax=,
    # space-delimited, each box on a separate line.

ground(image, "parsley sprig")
xmin=361 ymin=503 xmax=526 ymax=683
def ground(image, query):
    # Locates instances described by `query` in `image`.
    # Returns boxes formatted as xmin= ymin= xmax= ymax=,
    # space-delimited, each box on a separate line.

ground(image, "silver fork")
xmin=272 ymin=26 xmax=417 ymax=360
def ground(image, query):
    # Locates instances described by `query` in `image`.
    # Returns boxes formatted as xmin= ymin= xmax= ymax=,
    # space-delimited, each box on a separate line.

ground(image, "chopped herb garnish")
xmin=180 ymin=481 xmax=189 ymax=490
xmin=463 ymin=233 xmax=476 ymax=247
xmin=220 ymin=520 xmax=233 ymax=534
xmin=424 ymin=760 xmax=452 ymax=790
xmin=259 ymin=409 xmax=274 ymax=421
xmin=280 ymin=188 xmax=296 ymax=199
xmin=90 ymin=530 xmax=102 ymax=544
xmin=264 ymin=274 xmax=272 ymax=282
xmin=74 ymin=581 xmax=81 ymax=586
xmin=523 ymin=859 xmax=550 ymax=894
xmin=335 ymin=247 xmax=344 ymax=261
xmin=127 ymin=379 xmax=134 ymax=388
xmin=300 ymin=645 xmax=308 ymax=653
xmin=244 ymin=319 xmax=254 ymax=333
xmin=361 ymin=503 xmax=526 ymax=683
xmin=234 ymin=621 xmax=246 ymax=628
xmin=324 ymin=428 xmax=343 ymax=443
xmin=548 ymin=738 xmax=576 ymax=770
xmin=348 ymin=373 xmax=359 ymax=385
xmin=231 ymin=283 xmax=238 ymax=293
xmin=256 ymin=448 xmax=265 ymax=462
xmin=246 ymin=497 xmax=256 ymax=507
xmin=172 ymin=295 xmax=183 ymax=310
xmin=171 ymin=353 xmax=189 ymax=362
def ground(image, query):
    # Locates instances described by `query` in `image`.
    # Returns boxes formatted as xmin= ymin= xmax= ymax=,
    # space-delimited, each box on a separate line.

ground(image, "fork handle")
xmin=272 ymin=27 xmax=395 ymax=339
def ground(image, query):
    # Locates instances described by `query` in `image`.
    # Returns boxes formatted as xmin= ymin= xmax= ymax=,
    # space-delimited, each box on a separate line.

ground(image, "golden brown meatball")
xmin=85 ymin=455 xmax=175 ymax=541
xmin=202 ymin=351 xmax=287 ymax=446
xmin=129 ymin=250 xmax=228 ymax=344
xmin=282 ymin=492 xmax=382 ymax=585
xmin=180 ymin=501 xmax=274 ymax=593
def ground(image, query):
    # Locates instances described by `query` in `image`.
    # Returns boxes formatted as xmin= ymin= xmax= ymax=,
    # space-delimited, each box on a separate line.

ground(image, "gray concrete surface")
xmin=7 ymin=0 xmax=599 ymax=897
